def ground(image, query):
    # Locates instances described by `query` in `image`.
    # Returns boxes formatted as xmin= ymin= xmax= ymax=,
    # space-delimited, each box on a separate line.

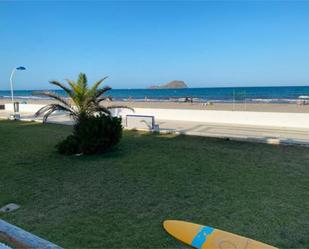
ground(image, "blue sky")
xmin=1 ymin=1 xmax=309 ymax=90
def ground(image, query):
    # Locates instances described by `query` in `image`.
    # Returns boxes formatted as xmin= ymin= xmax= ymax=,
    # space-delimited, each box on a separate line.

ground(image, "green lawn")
xmin=0 ymin=120 xmax=308 ymax=248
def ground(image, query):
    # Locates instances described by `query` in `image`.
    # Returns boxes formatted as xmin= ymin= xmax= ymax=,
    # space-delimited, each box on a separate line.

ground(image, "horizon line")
xmin=1 ymin=84 xmax=309 ymax=91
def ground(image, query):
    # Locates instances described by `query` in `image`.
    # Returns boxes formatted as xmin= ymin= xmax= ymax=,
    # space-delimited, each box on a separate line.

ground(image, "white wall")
xmin=113 ymin=108 xmax=309 ymax=129
xmin=5 ymin=103 xmax=44 ymax=113
xmin=4 ymin=103 xmax=309 ymax=129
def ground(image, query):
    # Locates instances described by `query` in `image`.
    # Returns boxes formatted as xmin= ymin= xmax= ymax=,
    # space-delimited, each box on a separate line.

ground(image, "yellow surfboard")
xmin=163 ymin=220 xmax=277 ymax=249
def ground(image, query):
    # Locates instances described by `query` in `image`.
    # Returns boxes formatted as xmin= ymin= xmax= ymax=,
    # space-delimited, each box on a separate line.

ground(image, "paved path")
xmin=157 ymin=119 xmax=309 ymax=145
xmin=0 ymin=111 xmax=74 ymax=125
xmin=1 ymin=111 xmax=309 ymax=146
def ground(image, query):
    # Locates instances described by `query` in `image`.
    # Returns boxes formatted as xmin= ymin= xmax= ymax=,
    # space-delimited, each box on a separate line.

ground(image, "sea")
xmin=1 ymin=86 xmax=309 ymax=103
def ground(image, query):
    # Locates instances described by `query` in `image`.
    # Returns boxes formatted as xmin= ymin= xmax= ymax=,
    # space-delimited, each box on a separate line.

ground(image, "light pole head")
xmin=16 ymin=66 xmax=26 ymax=70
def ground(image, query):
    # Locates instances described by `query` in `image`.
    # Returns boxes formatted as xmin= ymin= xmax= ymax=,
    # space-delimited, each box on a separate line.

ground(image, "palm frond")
xmin=35 ymin=105 xmax=54 ymax=117
xmin=93 ymin=106 xmax=111 ymax=115
xmin=77 ymin=73 xmax=88 ymax=89
xmin=94 ymin=86 xmax=112 ymax=99
xmin=66 ymin=79 xmax=79 ymax=95
xmin=49 ymin=80 xmax=73 ymax=98
xmin=96 ymin=97 xmax=108 ymax=103
xmin=35 ymin=104 xmax=76 ymax=122
xmin=42 ymin=109 xmax=57 ymax=123
xmin=95 ymin=96 xmax=114 ymax=104
xmin=65 ymin=79 xmax=86 ymax=107
xmin=34 ymin=91 xmax=72 ymax=109
xmin=90 ymin=76 xmax=108 ymax=93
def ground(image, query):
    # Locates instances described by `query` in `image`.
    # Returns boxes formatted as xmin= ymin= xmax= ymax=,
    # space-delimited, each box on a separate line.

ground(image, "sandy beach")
xmin=1 ymin=98 xmax=309 ymax=113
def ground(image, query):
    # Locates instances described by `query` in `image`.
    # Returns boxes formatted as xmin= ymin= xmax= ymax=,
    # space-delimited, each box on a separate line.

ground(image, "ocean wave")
xmin=118 ymin=97 xmax=304 ymax=103
xmin=0 ymin=94 xmax=307 ymax=104
xmin=0 ymin=95 xmax=50 ymax=100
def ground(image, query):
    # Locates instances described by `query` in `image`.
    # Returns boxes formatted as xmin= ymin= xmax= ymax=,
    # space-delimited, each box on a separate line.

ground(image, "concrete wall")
xmin=113 ymin=108 xmax=309 ymax=129
xmin=4 ymin=103 xmax=309 ymax=129
xmin=5 ymin=103 xmax=44 ymax=113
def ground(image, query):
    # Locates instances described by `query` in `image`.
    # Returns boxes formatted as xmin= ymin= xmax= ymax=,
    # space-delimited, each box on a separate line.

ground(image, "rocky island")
xmin=148 ymin=80 xmax=188 ymax=89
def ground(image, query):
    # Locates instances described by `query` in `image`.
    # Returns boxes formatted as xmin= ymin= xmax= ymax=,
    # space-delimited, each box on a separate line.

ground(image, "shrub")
xmin=56 ymin=135 xmax=79 ymax=155
xmin=57 ymin=114 xmax=123 ymax=155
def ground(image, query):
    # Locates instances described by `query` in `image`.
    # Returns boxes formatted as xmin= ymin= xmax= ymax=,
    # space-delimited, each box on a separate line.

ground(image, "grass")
xmin=0 ymin=120 xmax=308 ymax=248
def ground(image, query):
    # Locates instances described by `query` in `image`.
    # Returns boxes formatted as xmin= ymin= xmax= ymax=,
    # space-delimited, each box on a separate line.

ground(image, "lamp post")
xmin=9 ymin=66 xmax=26 ymax=119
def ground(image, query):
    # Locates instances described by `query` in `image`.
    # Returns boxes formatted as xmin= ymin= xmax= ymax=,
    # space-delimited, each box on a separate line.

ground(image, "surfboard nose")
xmin=163 ymin=220 xmax=175 ymax=231
xmin=163 ymin=220 xmax=202 ymax=245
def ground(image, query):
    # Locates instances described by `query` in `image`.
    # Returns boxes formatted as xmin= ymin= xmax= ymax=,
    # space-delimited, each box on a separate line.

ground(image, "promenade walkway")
xmin=1 ymin=110 xmax=309 ymax=146
xmin=157 ymin=119 xmax=309 ymax=145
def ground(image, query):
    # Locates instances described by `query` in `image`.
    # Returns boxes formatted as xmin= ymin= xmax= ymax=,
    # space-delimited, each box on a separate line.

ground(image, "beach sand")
xmin=1 ymin=98 xmax=309 ymax=113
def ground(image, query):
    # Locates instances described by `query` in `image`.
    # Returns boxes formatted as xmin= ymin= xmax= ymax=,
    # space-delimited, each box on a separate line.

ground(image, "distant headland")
xmin=148 ymin=80 xmax=188 ymax=89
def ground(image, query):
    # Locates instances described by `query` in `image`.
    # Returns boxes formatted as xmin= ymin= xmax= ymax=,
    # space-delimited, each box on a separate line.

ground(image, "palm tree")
xmin=35 ymin=73 xmax=130 ymax=122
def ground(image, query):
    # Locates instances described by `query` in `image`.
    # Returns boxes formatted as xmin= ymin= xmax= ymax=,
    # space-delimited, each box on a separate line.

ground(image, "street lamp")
xmin=9 ymin=66 xmax=26 ymax=120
